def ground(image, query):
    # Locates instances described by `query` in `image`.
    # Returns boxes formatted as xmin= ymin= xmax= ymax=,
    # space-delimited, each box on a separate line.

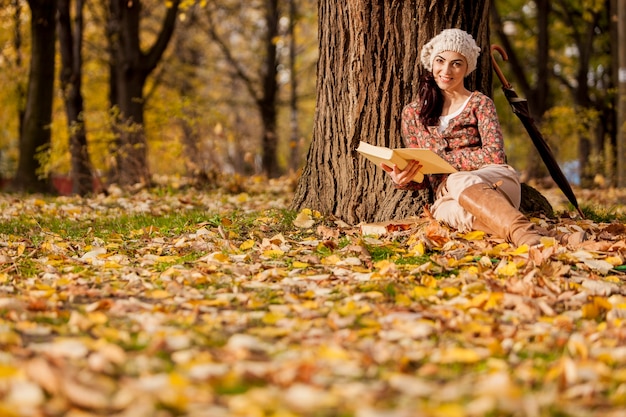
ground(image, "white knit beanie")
xmin=420 ymin=29 xmax=481 ymax=76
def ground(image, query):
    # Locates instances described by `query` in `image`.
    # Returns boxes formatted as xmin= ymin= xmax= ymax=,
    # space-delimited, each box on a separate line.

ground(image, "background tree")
xmin=494 ymin=0 xmax=615 ymax=187
xmin=291 ymin=0 xmax=492 ymax=225
xmin=58 ymin=0 xmax=93 ymax=195
xmin=204 ymin=0 xmax=281 ymax=178
xmin=287 ymin=0 xmax=301 ymax=173
xmin=0 ymin=1 xmax=27 ymax=179
xmin=106 ymin=0 xmax=181 ymax=186
xmin=491 ymin=0 xmax=551 ymax=182
xmin=11 ymin=0 xmax=57 ymax=193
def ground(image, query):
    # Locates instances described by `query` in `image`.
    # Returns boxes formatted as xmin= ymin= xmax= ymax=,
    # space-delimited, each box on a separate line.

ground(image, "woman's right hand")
xmin=381 ymin=160 xmax=423 ymax=186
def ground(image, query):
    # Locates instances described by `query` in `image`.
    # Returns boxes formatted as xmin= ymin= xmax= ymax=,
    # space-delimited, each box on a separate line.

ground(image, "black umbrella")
xmin=490 ymin=45 xmax=584 ymax=218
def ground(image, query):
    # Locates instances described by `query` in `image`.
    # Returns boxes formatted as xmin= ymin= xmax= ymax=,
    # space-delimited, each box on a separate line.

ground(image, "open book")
xmin=356 ymin=141 xmax=457 ymax=183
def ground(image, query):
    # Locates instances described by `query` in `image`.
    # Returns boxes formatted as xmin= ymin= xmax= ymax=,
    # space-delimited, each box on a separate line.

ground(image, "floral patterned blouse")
xmin=399 ymin=91 xmax=506 ymax=192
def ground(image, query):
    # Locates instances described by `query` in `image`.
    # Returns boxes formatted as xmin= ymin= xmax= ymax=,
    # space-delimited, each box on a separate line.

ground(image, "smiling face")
xmin=432 ymin=50 xmax=468 ymax=93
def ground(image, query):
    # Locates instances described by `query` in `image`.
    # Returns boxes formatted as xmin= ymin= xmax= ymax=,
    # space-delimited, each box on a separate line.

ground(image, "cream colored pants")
xmin=430 ymin=164 xmax=521 ymax=232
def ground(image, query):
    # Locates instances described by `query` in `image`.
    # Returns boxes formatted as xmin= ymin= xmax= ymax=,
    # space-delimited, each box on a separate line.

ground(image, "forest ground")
xmin=1 ymin=175 xmax=626 ymax=417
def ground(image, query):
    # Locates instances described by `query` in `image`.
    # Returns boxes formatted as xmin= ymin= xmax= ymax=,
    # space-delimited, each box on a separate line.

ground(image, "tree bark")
xmin=12 ymin=0 xmax=57 ymax=193
xmin=259 ymin=0 xmax=280 ymax=178
xmin=108 ymin=0 xmax=180 ymax=186
xmin=291 ymin=0 xmax=491 ymax=225
xmin=58 ymin=0 xmax=93 ymax=195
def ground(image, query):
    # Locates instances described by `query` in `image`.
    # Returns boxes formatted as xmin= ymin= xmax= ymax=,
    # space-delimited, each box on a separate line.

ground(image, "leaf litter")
xmin=0 ymin=179 xmax=626 ymax=416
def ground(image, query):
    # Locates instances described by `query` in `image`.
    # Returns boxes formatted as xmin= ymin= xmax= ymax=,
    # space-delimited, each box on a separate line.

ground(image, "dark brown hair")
xmin=418 ymin=73 xmax=443 ymax=127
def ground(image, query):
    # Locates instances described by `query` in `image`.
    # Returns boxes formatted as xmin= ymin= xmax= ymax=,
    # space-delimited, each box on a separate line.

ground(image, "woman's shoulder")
xmin=470 ymin=91 xmax=496 ymax=105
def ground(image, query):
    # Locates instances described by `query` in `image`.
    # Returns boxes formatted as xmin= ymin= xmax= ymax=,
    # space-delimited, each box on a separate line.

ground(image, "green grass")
xmin=578 ymin=204 xmax=626 ymax=223
xmin=0 ymin=210 xmax=210 ymax=240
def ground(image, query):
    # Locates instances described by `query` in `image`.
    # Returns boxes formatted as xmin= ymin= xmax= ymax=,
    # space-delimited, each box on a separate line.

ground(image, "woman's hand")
xmin=381 ymin=160 xmax=423 ymax=186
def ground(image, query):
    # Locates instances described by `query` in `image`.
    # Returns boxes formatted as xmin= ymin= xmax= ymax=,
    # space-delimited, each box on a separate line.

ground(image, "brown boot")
xmin=458 ymin=183 xmax=544 ymax=247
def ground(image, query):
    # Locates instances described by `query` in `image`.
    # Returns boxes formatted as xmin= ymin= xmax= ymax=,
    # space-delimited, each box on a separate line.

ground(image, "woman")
xmin=382 ymin=28 xmax=580 ymax=247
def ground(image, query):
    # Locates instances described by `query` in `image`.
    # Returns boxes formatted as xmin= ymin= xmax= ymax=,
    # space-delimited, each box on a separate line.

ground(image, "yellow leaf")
xmin=239 ymin=239 xmax=255 ymax=250
xmin=395 ymin=293 xmax=412 ymax=306
xmin=465 ymin=265 xmax=479 ymax=275
xmin=408 ymin=241 xmax=425 ymax=256
xmin=0 ymin=364 xmax=19 ymax=378
xmin=169 ymin=372 xmax=189 ymax=388
xmin=336 ymin=300 xmax=371 ymax=316
xmin=318 ymin=345 xmax=350 ymax=360
xmin=263 ymin=249 xmax=284 ymax=258
xmin=462 ymin=230 xmax=485 ymax=240
xmin=292 ymin=261 xmax=309 ymax=268
xmin=485 ymin=292 xmax=503 ymax=310
xmin=411 ymin=286 xmax=437 ymax=299
xmin=496 ymin=260 xmax=518 ymax=276
xmin=511 ymin=244 xmax=530 ymax=255
xmin=248 ymin=326 xmax=291 ymax=338
xmin=582 ymin=303 xmax=600 ymax=319
xmin=374 ymin=259 xmax=394 ymax=269
xmin=431 ymin=403 xmax=465 ymax=417
xmin=149 ymin=289 xmax=171 ymax=299
xmin=441 ymin=287 xmax=460 ymax=297
xmin=262 ymin=312 xmax=284 ymax=325
xmin=293 ymin=209 xmax=315 ymax=228
xmin=321 ymin=254 xmax=341 ymax=265
xmin=300 ymin=290 xmax=316 ymax=299
xmin=593 ymin=296 xmax=613 ymax=311
xmin=87 ymin=311 xmax=109 ymax=325
xmin=612 ymin=369 xmax=626 ymax=383
xmin=605 ymin=256 xmax=623 ymax=266
xmin=468 ymin=292 xmax=490 ymax=308
xmin=434 ymin=347 xmax=482 ymax=364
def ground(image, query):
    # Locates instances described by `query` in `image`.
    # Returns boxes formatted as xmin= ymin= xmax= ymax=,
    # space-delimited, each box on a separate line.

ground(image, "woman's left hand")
xmin=381 ymin=159 xmax=422 ymax=186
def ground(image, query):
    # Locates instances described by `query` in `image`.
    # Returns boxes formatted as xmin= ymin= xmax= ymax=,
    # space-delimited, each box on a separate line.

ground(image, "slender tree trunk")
xmin=58 ymin=0 xmax=93 ymax=195
xmin=259 ymin=0 xmax=280 ymax=178
xmin=12 ymin=0 xmax=26 ymax=149
xmin=204 ymin=0 xmax=282 ymax=178
xmin=172 ymin=9 xmax=208 ymax=181
xmin=291 ymin=0 xmax=491 ymax=225
xmin=617 ymin=0 xmax=626 ymax=186
xmin=288 ymin=0 xmax=301 ymax=173
xmin=107 ymin=0 xmax=180 ymax=187
xmin=12 ymin=0 xmax=57 ymax=193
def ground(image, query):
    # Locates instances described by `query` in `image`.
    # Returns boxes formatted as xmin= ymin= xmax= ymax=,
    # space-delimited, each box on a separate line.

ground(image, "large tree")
xmin=11 ymin=0 xmax=58 ymax=193
xmin=291 ymin=0 xmax=492 ymax=225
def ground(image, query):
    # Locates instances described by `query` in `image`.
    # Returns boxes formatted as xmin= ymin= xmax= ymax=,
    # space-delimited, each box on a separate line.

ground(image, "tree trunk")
xmin=108 ymin=0 xmax=180 ymax=187
xmin=11 ymin=0 xmax=27 ymax=157
xmin=287 ymin=0 xmax=301 ymax=173
xmin=291 ymin=0 xmax=491 ymax=225
xmin=58 ymin=0 xmax=93 ymax=196
xmin=12 ymin=0 xmax=57 ymax=193
xmin=259 ymin=0 xmax=280 ymax=178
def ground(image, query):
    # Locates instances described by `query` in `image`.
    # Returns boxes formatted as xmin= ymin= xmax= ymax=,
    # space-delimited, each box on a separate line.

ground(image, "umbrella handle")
xmin=490 ymin=45 xmax=512 ymax=89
